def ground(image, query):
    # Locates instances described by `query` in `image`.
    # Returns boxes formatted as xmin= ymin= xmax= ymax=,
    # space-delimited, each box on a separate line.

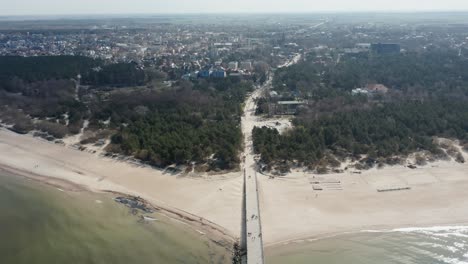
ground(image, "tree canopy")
xmin=256 ymin=51 xmax=468 ymax=170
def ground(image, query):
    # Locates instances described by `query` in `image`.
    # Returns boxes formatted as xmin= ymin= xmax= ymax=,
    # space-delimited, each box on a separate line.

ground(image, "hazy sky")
xmin=2 ymin=0 xmax=468 ymax=16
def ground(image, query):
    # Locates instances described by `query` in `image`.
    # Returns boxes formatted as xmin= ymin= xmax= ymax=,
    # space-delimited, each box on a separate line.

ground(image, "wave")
xmin=435 ymin=255 xmax=468 ymax=264
xmin=362 ymin=225 xmax=468 ymax=234
xmin=393 ymin=226 xmax=468 ymax=233
xmin=361 ymin=225 xmax=468 ymax=264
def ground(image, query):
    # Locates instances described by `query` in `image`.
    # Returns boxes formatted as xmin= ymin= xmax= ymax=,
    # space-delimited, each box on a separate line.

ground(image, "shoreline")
xmin=0 ymin=163 xmax=87 ymax=192
xmin=0 ymin=127 xmax=243 ymax=241
xmin=0 ymin=163 xmax=237 ymax=251
xmin=264 ymin=221 xmax=468 ymax=249
xmin=4 ymin=159 xmax=468 ymax=254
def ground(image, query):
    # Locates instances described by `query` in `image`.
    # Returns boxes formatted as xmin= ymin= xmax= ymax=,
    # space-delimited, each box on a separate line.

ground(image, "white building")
xmin=351 ymin=88 xmax=369 ymax=96
xmin=228 ymin=61 xmax=238 ymax=70
xmin=355 ymin=43 xmax=371 ymax=52
xmin=240 ymin=61 xmax=252 ymax=71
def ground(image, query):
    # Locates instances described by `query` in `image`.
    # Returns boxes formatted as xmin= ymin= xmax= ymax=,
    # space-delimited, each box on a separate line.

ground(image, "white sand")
xmin=61 ymin=119 xmax=89 ymax=146
xmin=259 ymin=156 xmax=468 ymax=245
xmin=251 ymin=116 xmax=292 ymax=135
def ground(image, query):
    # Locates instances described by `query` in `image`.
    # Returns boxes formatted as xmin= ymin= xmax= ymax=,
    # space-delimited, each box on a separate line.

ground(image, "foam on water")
xmin=362 ymin=225 xmax=468 ymax=237
xmin=391 ymin=225 xmax=468 ymax=264
xmin=455 ymin=242 xmax=467 ymax=249
xmin=435 ymin=255 xmax=468 ymax=264
xmin=268 ymin=225 xmax=468 ymax=263
xmin=393 ymin=226 xmax=468 ymax=233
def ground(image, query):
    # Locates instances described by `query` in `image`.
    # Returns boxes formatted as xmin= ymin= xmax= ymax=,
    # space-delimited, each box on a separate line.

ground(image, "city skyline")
xmin=2 ymin=0 xmax=468 ymax=16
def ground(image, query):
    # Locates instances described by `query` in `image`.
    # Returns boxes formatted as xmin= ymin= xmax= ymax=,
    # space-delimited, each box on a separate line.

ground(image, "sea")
xmin=266 ymin=226 xmax=468 ymax=264
xmin=0 ymin=172 xmax=231 ymax=264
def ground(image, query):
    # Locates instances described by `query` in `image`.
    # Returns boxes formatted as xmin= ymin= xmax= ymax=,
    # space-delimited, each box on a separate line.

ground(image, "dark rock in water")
xmin=114 ymin=196 xmax=154 ymax=213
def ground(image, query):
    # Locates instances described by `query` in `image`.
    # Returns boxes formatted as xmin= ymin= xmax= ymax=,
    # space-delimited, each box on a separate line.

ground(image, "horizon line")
xmin=2 ymin=9 xmax=468 ymax=18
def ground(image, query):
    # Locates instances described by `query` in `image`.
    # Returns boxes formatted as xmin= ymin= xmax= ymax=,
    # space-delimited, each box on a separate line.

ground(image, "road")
xmin=310 ymin=21 xmax=326 ymax=29
xmin=278 ymin=53 xmax=302 ymax=68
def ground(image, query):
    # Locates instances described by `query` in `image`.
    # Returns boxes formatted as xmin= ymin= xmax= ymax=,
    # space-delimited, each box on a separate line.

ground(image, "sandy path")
xmin=0 ymin=128 xmax=242 ymax=240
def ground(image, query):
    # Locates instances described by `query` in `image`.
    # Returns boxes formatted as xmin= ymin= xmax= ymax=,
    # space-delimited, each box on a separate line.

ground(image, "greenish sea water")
xmin=0 ymin=173 xmax=231 ymax=264
xmin=266 ymin=227 xmax=468 ymax=264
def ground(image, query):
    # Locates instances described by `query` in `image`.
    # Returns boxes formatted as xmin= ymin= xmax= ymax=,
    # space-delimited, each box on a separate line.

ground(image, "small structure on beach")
xmin=312 ymin=184 xmax=323 ymax=191
xmin=310 ymin=177 xmax=343 ymax=191
xmin=377 ymin=187 xmax=411 ymax=192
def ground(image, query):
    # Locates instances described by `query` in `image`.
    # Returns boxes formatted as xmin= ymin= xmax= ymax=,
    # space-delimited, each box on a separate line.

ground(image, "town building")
xmin=228 ymin=61 xmax=239 ymax=70
xmin=240 ymin=61 xmax=253 ymax=71
xmin=352 ymin=84 xmax=389 ymax=96
xmin=366 ymin=84 xmax=389 ymax=94
xmin=371 ymin=43 xmax=401 ymax=54
xmin=274 ymin=101 xmax=306 ymax=115
xmin=211 ymin=69 xmax=227 ymax=78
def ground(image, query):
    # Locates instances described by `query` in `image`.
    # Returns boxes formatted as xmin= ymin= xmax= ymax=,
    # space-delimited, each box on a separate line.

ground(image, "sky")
xmin=2 ymin=0 xmax=468 ymax=16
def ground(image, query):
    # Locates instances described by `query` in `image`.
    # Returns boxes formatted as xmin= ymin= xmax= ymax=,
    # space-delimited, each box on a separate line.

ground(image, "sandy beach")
xmin=259 ymin=155 xmax=468 ymax=246
xmin=0 ymin=128 xmax=242 ymax=244
xmin=2 ymin=126 xmax=468 ymax=249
